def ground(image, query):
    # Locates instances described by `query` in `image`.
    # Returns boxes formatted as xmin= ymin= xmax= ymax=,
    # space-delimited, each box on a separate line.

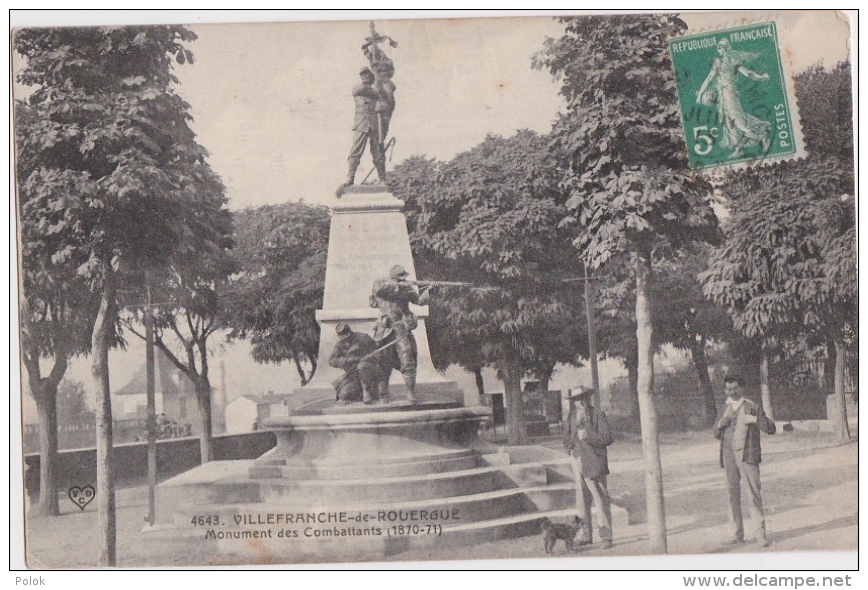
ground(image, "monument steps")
xmin=250 ymin=448 xmax=479 ymax=479
xmin=166 ymin=482 xmax=577 ymax=529
xmin=149 ymin=450 xmax=628 ymax=562
xmin=259 ymin=461 xmax=553 ymax=504
xmin=157 ymin=460 xmax=551 ymax=507
xmin=254 ymin=455 xmax=479 ymax=480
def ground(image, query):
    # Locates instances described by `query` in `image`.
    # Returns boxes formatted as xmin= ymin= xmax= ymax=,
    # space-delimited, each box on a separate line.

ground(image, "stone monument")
xmin=297 ymin=21 xmax=458 ymax=409
xmin=149 ymin=23 xmax=589 ymax=564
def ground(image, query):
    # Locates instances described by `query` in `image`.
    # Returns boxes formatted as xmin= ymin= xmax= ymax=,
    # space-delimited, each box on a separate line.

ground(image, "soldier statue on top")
xmin=338 ymin=22 xmax=398 ymax=196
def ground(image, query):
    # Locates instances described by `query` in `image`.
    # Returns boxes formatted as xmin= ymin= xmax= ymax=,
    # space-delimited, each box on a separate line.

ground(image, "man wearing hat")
xmin=563 ymin=385 xmax=614 ymax=548
xmin=328 ymin=322 xmax=379 ymax=404
xmin=339 ymin=66 xmax=387 ymax=193
xmin=369 ymin=264 xmax=432 ymax=404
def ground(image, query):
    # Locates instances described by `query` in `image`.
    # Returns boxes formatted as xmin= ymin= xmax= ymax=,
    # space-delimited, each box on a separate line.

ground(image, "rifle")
xmin=338 ymin=332 xmax=409 ymax=374
xmin=406 ymin=280 xmax=475 ymax=289
xmin=404 ymin=280 xmax=502 ymax=294
xmin=360 ymin=136 xmax=396 ymax=185
xmin=332 ymin=333 xmax=409 ymax=398
xmin=361 ymin=332 xmax=407 ymax=361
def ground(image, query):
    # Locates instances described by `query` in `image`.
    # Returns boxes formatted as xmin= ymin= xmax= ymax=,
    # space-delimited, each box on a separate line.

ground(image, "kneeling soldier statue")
xmin=329 ymin=322 xmax=379 ymax=404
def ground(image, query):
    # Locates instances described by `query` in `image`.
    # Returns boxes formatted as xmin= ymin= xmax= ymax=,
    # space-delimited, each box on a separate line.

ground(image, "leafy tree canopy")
xmin=533 ymin=14 xmax=720 ymax=266
xmin=701 ymin=63 xmax=855 ymax=342
xmin=226 ymin=202 xmax=330 ymax=384
xmin=15 ymin=26 xmax=225 ymax=290
xmin=391 ymin=130 xmax=589 ymax=376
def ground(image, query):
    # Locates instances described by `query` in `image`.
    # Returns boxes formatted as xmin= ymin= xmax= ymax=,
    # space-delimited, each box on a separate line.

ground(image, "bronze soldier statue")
xmin=338 ymin=23 xmax=397 ymax=195
xmin=364 ymin=22 xmax=397 ymax=152
xmin=340 ymin=67 xmax=385 ymax=192
xmin=329 ymin=322 xmax=380 ymax=404
xmin=370 ymin=264 xmax=431 ymax=404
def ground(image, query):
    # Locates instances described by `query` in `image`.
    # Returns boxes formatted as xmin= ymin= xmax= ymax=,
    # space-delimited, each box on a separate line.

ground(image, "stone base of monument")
xmin=147 ymin=398 xmax=626 ymax=564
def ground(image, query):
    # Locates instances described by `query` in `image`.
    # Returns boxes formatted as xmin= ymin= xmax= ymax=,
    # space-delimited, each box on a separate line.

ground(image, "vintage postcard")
xmin=11 ymin=10 xmax=856 ymax=571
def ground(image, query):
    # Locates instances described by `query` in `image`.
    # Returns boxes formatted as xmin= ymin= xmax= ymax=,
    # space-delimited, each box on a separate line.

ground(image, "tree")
xmin=16 ymin=100 xmax=99 ymax=516
xmin=15 ymin=25 xmax=227 ymax=565
xmin=391 ymin=131 xmax=588 ymax=446
xmin=57 ymin=379 xmax=96 ymax=426
xmin=701 ymin=63 xmax=855 ymax=442
xmin=651 ymin=248 xmax=735 ymax=427
xmin=591 ymin=266 xmax=641 ymax=422
xmin=120 ymin=189 xmax=233 ymax=464
xmin=226 ymin=202 xmax=330 ymax=384
xmin=535 ymin=14 xmax=721 ymax=553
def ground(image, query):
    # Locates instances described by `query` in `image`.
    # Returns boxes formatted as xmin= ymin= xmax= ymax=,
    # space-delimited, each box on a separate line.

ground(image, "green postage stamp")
xmin=669 ymin=22 xmax=802 ymax=170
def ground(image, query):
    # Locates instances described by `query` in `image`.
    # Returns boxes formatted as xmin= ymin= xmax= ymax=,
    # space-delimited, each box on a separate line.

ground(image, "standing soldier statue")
xmin=338 ymin=22 xmax=397 ymax=196
xmin=369 ymin=264 xmax=431 ymax=405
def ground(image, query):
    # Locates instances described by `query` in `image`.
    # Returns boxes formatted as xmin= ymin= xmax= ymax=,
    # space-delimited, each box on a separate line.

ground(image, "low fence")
xmin=604 ymin=360 xmax=848 ymax=432
xmin=24 ymin=418 xmax=152 ymax=454
xmin=23 ymin=430 xmax=276 ymax=500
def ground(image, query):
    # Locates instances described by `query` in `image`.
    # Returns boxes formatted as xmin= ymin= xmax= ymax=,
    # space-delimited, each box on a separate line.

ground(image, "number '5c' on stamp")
xmin=669 ymin=22 xmax=797 ymax=170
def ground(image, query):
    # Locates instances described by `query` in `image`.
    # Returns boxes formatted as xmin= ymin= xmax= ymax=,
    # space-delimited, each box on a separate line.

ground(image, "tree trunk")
xmin=500 ymin=357 xmax=528 ymax=446
xmin=33 ymin=381 xmax=60 ymax=516
xmin=91 ymin=270 xmax=117 ymax=567
xmin=473 ymin=367 xmax=485 ymax=398
xmin=833 ymin=336 xmax=851 ymax=442
xmin=293 ymin=353 xmax=313 ymax=386
xmin=20 ymin=308 xmax=68 ymax=517
xmin=625 ymin=344 xmax=640 ymax=427
xmin=584 ymin=267 xmax=601 ymax=408
xmin=759 ymin=349 xmax=775 ymax=422
xmin=635 ymin=254 xmax=667 ymax=554
xmin=196 ymin=339 xmax=213 ymax=463
xmin=195 ymin=377 xmax=214 ymax=464
xmin=690 ymin=335 xmax=717 ymax=428
xmin=823 ymin=339 xmax=836 ymax=390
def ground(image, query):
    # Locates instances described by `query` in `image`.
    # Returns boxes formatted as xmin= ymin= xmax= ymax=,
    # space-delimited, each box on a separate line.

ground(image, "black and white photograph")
xmin=9 ymin=10 xmax=857 ymax=573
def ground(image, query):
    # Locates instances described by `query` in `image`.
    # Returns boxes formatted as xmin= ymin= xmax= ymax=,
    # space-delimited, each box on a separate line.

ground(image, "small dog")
xmin=541 ymin=516 xmax=586 ymax=554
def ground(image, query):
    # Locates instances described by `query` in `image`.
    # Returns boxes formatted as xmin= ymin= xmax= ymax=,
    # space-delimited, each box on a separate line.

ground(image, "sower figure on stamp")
xmin=563 ymin=386 xmax=614 ymax=549
xmin=696 ymin=38 xmax=772 ymax=158
xmin=369 ymin=264 xmax=431 ymax=405
xmin=329 ymin=322 xmax=380 ymax=405
xmin=715 ymin=374 xmax=776 ymax=547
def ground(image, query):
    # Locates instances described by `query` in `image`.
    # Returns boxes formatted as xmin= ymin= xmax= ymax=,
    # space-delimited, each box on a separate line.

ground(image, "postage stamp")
xmin=669 ymin=21 xmax=802 ymax=170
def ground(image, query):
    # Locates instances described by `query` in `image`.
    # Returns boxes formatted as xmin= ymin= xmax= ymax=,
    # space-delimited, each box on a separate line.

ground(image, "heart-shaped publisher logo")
xmin=68 ymin=485 xmax=95 ymax=511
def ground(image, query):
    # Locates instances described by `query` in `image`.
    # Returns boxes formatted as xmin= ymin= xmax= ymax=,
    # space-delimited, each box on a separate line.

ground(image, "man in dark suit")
xmin=564 ymin=386 xmax=614 ymax=548
xmin=715 ymin=374 xmax=776 ymax=547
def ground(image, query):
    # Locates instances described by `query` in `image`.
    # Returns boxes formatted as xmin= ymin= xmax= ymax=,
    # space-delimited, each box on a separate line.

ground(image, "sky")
xmin=10 ymin=10 xmax=854 ymax=414
xmin=172 ymin=11 xmax=851 ymax=210
xmin=174 ymin=16 xmax=568 ymax=208
xmin=11 ymin=11 xmax=851 ymax=210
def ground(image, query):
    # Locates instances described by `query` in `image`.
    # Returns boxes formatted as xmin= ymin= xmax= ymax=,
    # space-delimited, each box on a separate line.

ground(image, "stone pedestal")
xmin=251 ymin=402 xmax=490 ymax=484
xmin=296 ymin=185 xmax=458 ymax=407
xmin=147 ymin=188 xmax=618 ymax=564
